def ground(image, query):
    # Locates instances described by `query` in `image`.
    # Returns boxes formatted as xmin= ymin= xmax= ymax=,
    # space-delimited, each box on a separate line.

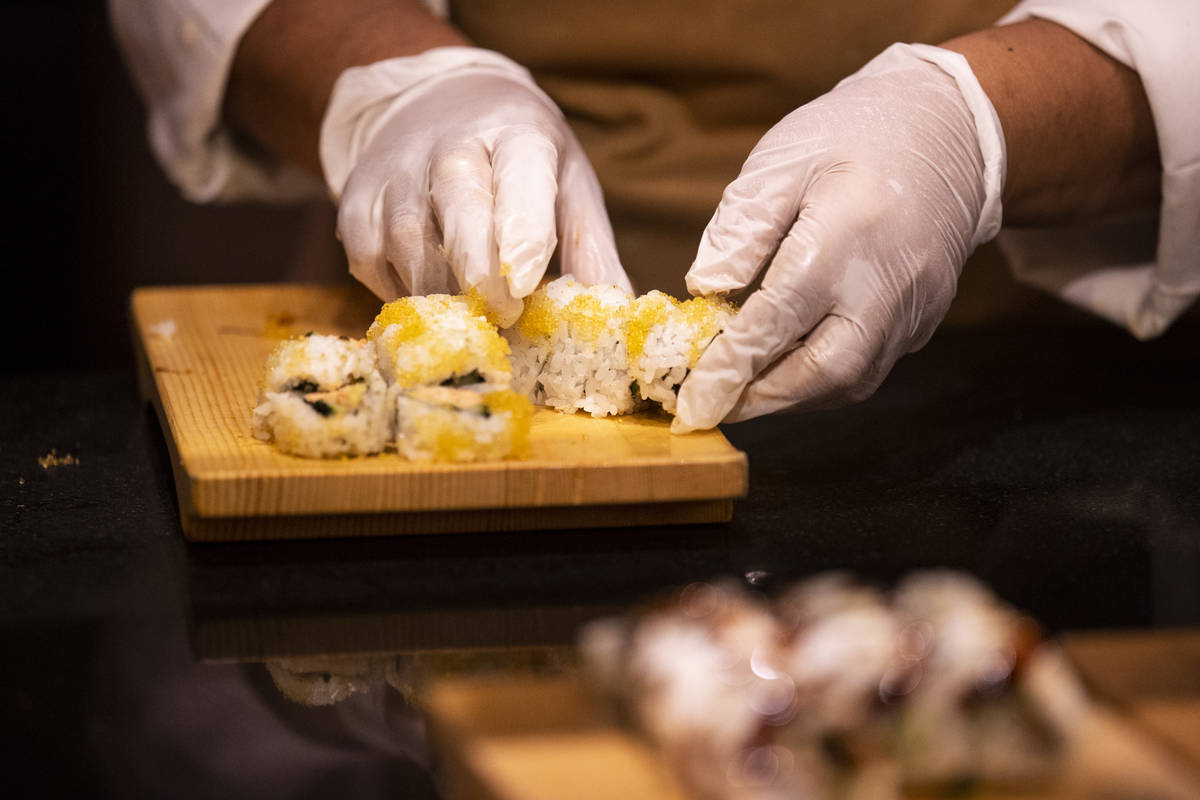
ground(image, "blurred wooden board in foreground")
xmin=1062 ymin=630 xmax=1200 ymax=775
xmin=130 ymin=284 xmax=747 ymax=541
xmin=426 ymin=631 xmax=1200 ymax=800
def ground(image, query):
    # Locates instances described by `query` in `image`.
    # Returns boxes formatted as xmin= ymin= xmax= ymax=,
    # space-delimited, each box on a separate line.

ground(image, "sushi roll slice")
xmin=504 ymin=276 xmax=640 ymax=418
xmin=251 ymin=333 xmax=390 ymax=458
xmin=367 ymin=294 xmax=511 ymax=390
xmin=626 ymin=291 xmax=736 ymax=414
xmin=394 ymin=384 xmax=533 ymax=462
xmin=505 ymin=276 xmax=736 ymax=421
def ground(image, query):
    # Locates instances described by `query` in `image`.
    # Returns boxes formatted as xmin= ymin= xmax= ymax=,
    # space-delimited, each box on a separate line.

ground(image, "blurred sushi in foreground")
xmin=580 ymin=571 xmax=1070 ymax=800
xmin=251 ymin=333 xmax=391 ymax=458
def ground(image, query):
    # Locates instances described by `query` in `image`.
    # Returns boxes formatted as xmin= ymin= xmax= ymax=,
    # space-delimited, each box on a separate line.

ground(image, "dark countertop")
xmin=5 ymin=315 xmax=1200 ymax=798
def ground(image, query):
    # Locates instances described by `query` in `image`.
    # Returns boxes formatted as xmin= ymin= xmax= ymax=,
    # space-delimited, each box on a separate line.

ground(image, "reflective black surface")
xmin=5 ymin=316 xmax=1200 ymax=797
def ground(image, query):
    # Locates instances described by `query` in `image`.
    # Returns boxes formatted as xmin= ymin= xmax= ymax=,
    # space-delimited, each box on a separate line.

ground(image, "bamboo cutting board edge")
xmin=175 ymin=444 xmax=748 ymax=517
xmin=179 ymin=498 xmax=735 ymax=541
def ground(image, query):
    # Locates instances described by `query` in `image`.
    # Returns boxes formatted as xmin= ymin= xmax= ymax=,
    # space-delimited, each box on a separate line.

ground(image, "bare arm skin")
xmin=224 ymin=0 xmax=468 ymax=176
xmin=942 ymin=19 xmax=1161 ymax=226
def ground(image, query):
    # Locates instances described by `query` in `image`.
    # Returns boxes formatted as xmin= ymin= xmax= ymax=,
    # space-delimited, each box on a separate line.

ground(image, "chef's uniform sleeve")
xmin=107 ymin=0 xmax=448 ymax=203
xmin=995 ymin=0 xmax=1200 ymax=339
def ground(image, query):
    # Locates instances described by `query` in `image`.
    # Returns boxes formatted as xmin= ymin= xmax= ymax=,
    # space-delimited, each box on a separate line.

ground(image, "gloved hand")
xmin=320 ymin=47 xmax=630 ymax=327
xmin=673 ymin=44 xmax=1005 ymax=433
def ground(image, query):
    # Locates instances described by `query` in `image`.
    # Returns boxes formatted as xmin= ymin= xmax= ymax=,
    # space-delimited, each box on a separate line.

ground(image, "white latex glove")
xmin=320 ymin=47 xmax=631 ymax=327
xmin=674 ymin=44 xmax=1005 ymax=433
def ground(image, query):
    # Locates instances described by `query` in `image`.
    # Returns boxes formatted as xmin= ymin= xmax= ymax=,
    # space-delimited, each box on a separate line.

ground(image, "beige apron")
xmin=450 ymin=0 xmax=1067 ymax=325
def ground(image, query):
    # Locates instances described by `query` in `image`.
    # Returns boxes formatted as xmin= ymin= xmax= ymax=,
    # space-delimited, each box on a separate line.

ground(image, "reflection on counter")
xmin=196 ymin=560 xmax=1200 ymax=800
xmin=182 ymin=521 xmax=735 ymax=663
xmin=264 ymin=646 xmax=577 ymax=708
xmin=422 ymin=571 xmax=1200 ymax=800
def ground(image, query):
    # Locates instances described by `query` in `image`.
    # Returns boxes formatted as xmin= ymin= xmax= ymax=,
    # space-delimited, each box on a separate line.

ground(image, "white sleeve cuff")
xmin=109 ymin=0 xmax=454 ymax=204
xmin=996 ymin=0 xmax=1200 ymax=339
xmin=903 ymin=43 xmax=1008 ymax=250
xmin=109 ymin=0 xmax=324 ymax=203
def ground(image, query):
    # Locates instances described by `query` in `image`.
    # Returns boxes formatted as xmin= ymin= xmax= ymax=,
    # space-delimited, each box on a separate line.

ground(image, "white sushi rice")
xmin=251 ymin=334 xmax=391 ymax=458
xmin=504 ymin=276 xmax=638 ymax=417
xmin=367 ymin=294 xmax=511 ymax=389
xmin=626 ymin=291 xmax=734 ymax=414
xmin=505 ymin=277 xmax=735 ymax=418
xmin=394 ymin=384 xmax=531 ymax=462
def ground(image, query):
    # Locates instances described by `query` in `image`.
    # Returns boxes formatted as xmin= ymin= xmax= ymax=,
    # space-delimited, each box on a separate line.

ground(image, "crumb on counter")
xmin=148 ymin=319 xmax=177 ymax=340
xmin=38 ymin=449 xmax=78 ymax=469
xmin=264 ymin=312 xmax=298 ymax=340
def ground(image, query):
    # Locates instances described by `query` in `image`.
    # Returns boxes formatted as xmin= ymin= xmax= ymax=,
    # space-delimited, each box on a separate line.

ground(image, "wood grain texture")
xmin=427 ymin=676 xmax=694 ymax=800
xmin=130 ymin=284 xmax=747 ymax=540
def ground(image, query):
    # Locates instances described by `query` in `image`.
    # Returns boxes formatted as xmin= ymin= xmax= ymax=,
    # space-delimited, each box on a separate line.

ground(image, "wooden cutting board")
xmin=130 ymin=284 xmax=748 ymax=541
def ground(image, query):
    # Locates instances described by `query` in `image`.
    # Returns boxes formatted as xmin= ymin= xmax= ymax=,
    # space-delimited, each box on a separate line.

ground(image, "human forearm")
xmin=942 ymin=19 xmax=1160 ymax=226
xmin=225 ymin=0 xmax=468 ymax=176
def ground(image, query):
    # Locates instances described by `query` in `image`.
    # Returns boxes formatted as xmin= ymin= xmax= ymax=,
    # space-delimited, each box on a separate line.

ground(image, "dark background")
xmin=3 ymin=0 xmax=335 ymax=374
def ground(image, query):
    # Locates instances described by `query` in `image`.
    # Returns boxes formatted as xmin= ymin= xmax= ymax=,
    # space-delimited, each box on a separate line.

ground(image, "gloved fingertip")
xmin=669 ymin=416 xmax=699 ymax=435
xmin=488 ymin=291 xmax=525 ymax=329
xmin=611 ymin=268 xmax=634 ymax=295
xmin=672 ymin=382 xmax=723 ymax=434
xmin=685 ymin=272 xmax=727 ymax=298
xmin=503 ymin=260 xmax=547 ymax=299
xmin=686 ymin=253 xmax=757 ymax=297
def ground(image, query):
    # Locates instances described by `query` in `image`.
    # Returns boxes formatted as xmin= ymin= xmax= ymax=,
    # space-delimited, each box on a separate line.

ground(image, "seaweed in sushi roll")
xmin=367 ymin=294 xmax=511 ymax=390
xmin=251 ymin=333 xmax=391 ymax=458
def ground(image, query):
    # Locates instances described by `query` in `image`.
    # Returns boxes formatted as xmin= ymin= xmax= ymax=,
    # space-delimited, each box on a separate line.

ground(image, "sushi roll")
xmin=367 ymin=294 xmax=530 ymax=462
xmin=626 ymin=291 xmax=736 ymax=414
xmin=251 ymin=333 xmax=390 ymax=458
xmin=580 ymin=580 xmax=831 ymax=800
xmin=505 ymin=276 xmax=639 ymax=418
xmin=888 ymin=572 xmax=1059 ymax=787
xmin=774 ymin=573 xmax=906 ymax=735
xmin=367 ymin=294 xmax=511 ymax=390
xmin=505 ymin=276 xmax=737 ymax=420
xmin=394 ymin=384 xmax=533 ymax=462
